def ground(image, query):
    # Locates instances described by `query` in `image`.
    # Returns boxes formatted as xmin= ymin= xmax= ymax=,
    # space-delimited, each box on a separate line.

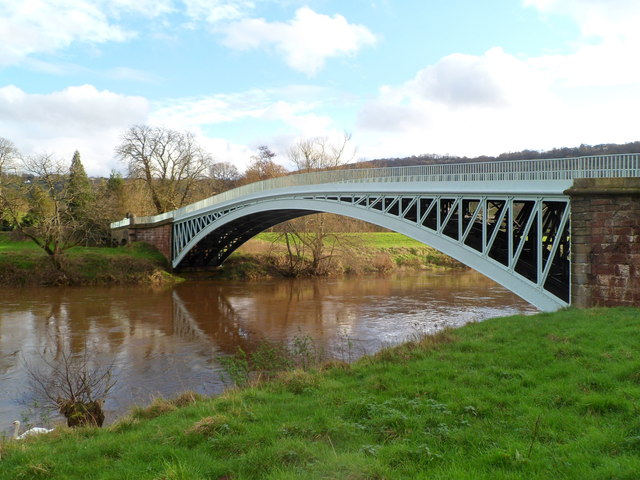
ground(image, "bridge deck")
xmin=111 ymin=153 xmax=640 ymax=228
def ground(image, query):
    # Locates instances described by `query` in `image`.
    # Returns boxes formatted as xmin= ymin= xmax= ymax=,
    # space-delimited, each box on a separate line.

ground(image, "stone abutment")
xmin=111 ymin=217 xmax=172 ymax=263
xmin=566 ymin=177 xmax=640 ymax=308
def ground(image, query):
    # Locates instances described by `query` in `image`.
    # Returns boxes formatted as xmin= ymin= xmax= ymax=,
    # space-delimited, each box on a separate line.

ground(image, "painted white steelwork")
xmin=110 ymin=153 xmax=640 ymax=311
xmin=171 ymin=190 xmax=570 ymax=311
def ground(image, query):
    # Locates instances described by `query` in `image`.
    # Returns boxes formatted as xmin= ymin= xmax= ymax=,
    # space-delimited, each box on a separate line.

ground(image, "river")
xmin=0 ymin=270 xmax=537 ymax=432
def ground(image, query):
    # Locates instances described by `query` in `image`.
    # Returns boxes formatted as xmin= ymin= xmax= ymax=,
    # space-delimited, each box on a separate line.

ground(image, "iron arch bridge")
xmin=111 ymin=154 xmax=640 ymax=312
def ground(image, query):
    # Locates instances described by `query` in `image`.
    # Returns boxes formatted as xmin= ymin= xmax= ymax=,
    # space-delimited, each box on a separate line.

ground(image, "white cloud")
xmin=354 ymin=2 xmax=640 ymax=159
xmin=524 ymin=0 xmax=640 ymax=40
xmin=105 ymin=0 xmax=175 ymax=17
xmin=0 ymin=0 xmax=135 ymax=65
xmin=182 ymin=0 xmax=256 ymax=23
xmin=198 ymin=137 xmax=256 ymax=170
xmin=531 ymin=40 xmax=640 ymax=87
xmin=221 ymin=7 xmax=377 ymax=75
xmin=0 ymin=2 xmax=377 ymax=77
xmin=355 ymin=40 xmax=640 ymax=159
xmin=523 ymin=0 xmax=640 ymax=88
xmin=262 ymin=101 xmax=333 ymax=135
xmin=149 ymin=86 xmax=339 ymax=169
xmin=358 ymin=47 xmax=551 ymax=133
xmin=151 ymin=90 xmax=268 ymax=128
xmin=0 ymin=84 xmax=149 ymax=176
xmin=0 ymin=81 xmax=345 ymax=176
xmin=356 ymin=91 xmax=640 ymax=161
xmin=357 ymin=102 xmax=430 ymax=133
xmin=408 ymin=47 xmax=549 ymax=108
xmin=150 ymin=86 xmax=338 ymax=133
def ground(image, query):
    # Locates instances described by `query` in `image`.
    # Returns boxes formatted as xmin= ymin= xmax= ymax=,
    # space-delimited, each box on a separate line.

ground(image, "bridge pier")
xmin=567 ymin=178 xmax=640 ymax=308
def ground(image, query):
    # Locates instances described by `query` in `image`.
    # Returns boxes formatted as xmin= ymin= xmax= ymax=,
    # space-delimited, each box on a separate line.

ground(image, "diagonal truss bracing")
xmin=172 ymin=191 xmax=571 ymax=307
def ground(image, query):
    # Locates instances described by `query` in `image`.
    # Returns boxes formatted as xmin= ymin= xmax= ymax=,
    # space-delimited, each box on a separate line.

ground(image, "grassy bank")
xmin=0 ymin=232 xmax=176 ymax=286
xmin=213 ymin=232 xmax=464 ymax=279
xmin=0 ymin=231 xmax=461 ymax=284
xmin=1 ymin=307 xmax=639 ymax=479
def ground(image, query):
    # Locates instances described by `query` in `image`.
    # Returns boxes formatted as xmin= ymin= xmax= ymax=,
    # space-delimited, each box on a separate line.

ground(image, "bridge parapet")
xmin=111 ymin=153 xmax=640 ymax=229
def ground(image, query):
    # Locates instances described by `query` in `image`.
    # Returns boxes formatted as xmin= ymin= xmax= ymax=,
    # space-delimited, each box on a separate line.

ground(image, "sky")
xmin=1 ymin=0 xmax=640 ymax=176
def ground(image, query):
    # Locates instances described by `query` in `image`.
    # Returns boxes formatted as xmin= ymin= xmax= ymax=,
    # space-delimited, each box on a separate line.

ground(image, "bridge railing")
xmin=111 ymin=153 xmax=640 ymax=227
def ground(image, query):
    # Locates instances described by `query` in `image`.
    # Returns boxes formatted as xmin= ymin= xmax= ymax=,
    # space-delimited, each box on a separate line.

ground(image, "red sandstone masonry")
xmin=128 ymin=222 xmax=172 ymax=261
xmin=566 ymin=178 xmax=640 ymax=308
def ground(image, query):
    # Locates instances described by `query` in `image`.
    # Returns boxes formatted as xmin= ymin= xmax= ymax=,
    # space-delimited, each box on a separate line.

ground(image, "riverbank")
xmin=0 ymin=232 xmax=176 ymax=286
xmin=0 ymin=231 xmax=463 ymax=285
xmin=1 ymin=307 xmax=638 ymax=479
xmin=206 ymin=232 xmax=465 ymax=280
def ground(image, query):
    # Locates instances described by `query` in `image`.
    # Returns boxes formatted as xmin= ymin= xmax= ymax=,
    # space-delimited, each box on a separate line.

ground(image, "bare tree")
xmin=209 ymin=161 xmax=240 ymax=192
xmin=288 ymin=132 xmax=355 ymax=172
xmin=116 ymin=125 xmax=213 ymax=214
xmin=274 ymin=134 xmax=358 ymax=275
xmin=0 ymin=138 xmax=19 ymax=213
xmin=277 ymin=215 xmax=342 ymax=276
xmin=0 ymin=137 xmax=19 ymax=178
xmin=24 ymin=340 xmax=116 ymax=427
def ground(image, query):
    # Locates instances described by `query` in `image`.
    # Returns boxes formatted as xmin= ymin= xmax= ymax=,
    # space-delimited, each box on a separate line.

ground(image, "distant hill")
xmin=355 ymin=141 xmax=640 ymax=168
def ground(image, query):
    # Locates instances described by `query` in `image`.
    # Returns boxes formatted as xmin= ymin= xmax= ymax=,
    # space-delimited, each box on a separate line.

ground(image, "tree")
xmin=24 ymin=339 xmax=116 ymax=428
xmin=288 ymin=132 xmax=355 ymax=172
xmin=67 ymin=150 xmax=95 ymax=218
xmin=99 ymin=169 xmax=127 ymax=221
xmin=0 ymin=137 xmax=20 ymax=230
xmin=241 ymin=146 xmax=288 ymax=184
xmin=0 ymin=136 xmax=18 ymax=178
xmin=0 ymin=153 xmax=102 ymax=269
xmin=116 ymin=125 xmax=213 ymax=214
xmin=67 ymin=151 xmax=111 ymax=245
xmin=209 ymin=161 xmax=240 ymax=192
xmin=275 ymin=134 xmax=358 ymax=275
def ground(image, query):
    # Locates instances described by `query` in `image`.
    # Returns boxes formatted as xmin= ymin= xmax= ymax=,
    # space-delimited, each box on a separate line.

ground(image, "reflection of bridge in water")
xmin=112 ymin=154 xmax=640 ymax=311
xmin=170 ymin=280 xmax=359 ymax=355
xmin=171 ymin=286 xmax=256 ymax=355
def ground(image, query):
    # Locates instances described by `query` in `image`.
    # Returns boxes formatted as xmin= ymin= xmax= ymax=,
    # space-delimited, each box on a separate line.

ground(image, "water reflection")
xmin=0 ymin=271 xmax=537 ymax=429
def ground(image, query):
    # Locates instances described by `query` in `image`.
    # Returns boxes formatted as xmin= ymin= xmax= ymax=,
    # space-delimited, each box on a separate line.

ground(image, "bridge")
xmin=111 ymin=153 xmax=640 ymax=312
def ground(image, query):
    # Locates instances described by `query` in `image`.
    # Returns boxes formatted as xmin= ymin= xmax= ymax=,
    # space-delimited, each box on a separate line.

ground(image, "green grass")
xmin=0 ymin=231 xmax=165 ymax=260
xmin=2 ymin=307 xmax=639 ymax=479
xmin=256 ymin=231 xmax=427 ymax=249
xmin=0 ymin=231 xmax=41 ymax=251
xmin=246 ymin=232 xmax=462 ymax=273
xmin=0 ymin=232 xmax=172 ymax=285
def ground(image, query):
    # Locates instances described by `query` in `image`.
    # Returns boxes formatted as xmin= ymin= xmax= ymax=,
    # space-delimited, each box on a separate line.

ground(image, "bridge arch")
xmin=173 ymin=193 xmax=570 ymax=312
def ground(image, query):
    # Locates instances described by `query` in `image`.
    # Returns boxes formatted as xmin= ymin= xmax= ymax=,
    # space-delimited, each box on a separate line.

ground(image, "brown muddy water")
xmin=0 ymin=270 xmax=537 ymax=432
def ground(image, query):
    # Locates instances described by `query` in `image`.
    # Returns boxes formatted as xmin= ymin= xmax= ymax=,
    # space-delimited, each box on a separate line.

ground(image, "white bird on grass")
xmin=12 ymin=420 xmax=54 ymax=440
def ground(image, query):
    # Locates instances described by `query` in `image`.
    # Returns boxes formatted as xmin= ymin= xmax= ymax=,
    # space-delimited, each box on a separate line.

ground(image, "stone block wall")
xmin=127 ymin=222 xmax=172 ymax=262
xmin=566 ymin=178 xmax=640 ymax=308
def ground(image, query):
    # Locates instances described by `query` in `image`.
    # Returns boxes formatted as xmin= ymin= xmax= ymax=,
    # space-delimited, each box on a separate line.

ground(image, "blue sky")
xmin=1 ymin=0 xmax=639 ymax=176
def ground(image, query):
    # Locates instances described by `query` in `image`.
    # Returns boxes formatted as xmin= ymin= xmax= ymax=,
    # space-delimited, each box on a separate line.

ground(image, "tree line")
xmin=361 ymin=141 xmax=640 ymax=168
xmin=0 ymin=127 xmax=358 ymax=271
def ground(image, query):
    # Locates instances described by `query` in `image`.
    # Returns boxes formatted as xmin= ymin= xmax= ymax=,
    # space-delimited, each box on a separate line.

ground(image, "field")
xmin=1 ymin=307 xmax=639 ymax=479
